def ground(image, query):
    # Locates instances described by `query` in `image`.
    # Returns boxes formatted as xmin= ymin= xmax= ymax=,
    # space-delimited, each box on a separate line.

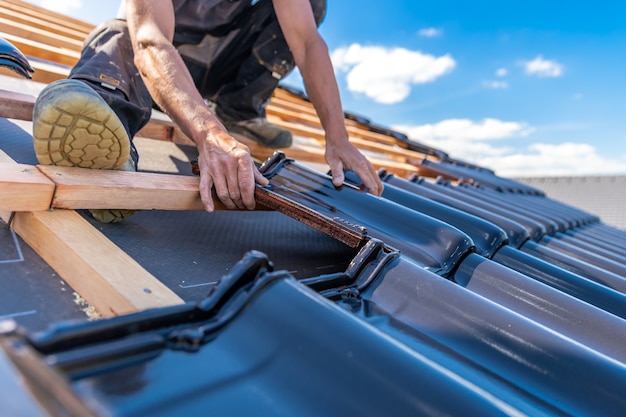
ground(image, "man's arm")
xmin=125 ymin=0 xmax=268 ymax=212
xmin=273 ymin=0 xmax=383 ymax=195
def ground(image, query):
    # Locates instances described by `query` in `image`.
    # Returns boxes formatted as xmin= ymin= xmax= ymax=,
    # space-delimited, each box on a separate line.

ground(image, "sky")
xmin=26 ymin=0 xmax=626 ymax=178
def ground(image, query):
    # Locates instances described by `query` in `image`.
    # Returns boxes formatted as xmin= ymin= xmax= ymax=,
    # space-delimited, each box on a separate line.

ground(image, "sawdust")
xmin=72 ymin=292 xmax=101 ymax=320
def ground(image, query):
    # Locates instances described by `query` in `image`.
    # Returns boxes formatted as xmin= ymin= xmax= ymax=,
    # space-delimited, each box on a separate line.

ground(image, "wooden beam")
xmin=11 ymin=209 xmax=184 ymax=317
xmin=0 ymin=0 xmax=94 ymax=37
xmin=0 ymin=17 xmax=84 ymax=52
xmin=0 ymin=58 xmax=70 ymax=84
xmin=0 ymin=163 xmax=271 ymax=212
xmin=0 ymin=32 xmax=80 ymax=67
xmin=0 ymin=162 xmax=54 ymax=211
xmin=136 ymin=116 xmax=195 ymax=146
xmin=242 ymin=134 xmax=419 ymax=179
xmin=268 ymin=96 xmax=435 ymax=156
xmin=0 ymin=7 xmax=90 ymax=42
xmin=38 ymin=165 xmax=210 ymax=211
xmin=28 ymin=60 xmax=71 ymax=84
xmin=0 ymin=88 xmax=36 ymax=121
xmin=0 ymin=150 xmax=184 ymax=317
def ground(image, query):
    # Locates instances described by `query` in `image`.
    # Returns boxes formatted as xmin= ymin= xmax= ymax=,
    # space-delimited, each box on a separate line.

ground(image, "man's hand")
xmin=325 ymin=139 xmax=384 ymax=196
xmin=196 ymin=129 xmax=269 ymax=212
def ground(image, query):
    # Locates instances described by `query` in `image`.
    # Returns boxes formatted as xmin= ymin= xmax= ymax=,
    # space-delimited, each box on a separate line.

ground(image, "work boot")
xmin=222 ymin=117 xmax=293 ymax=148
xmin=32 ymin=79 xmax=137 ymax=223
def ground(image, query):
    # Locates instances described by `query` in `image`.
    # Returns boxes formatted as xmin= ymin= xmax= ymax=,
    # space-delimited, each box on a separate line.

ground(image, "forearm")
xmin=296 ymin=38 xmax=349 ymax=145
xmin=126 ymin=0 xmax=229 ymax=150
xmin=133 ymin=42 xmax=228 ymax=150
xmin=295 ymin=36 xmax=384 ymax=195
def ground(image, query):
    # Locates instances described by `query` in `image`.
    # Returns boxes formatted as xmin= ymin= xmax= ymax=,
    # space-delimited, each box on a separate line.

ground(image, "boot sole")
xmin=33 ymin=79 xmax=131 ymax=170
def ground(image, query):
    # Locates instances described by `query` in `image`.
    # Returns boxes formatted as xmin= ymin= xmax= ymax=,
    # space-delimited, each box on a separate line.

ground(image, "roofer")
xmin=31 ymin=0 xmax=384 ymax=223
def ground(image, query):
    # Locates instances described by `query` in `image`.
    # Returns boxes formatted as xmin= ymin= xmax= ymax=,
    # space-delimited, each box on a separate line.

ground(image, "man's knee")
xmin=310 ymin=0 xmax=327 ymax=26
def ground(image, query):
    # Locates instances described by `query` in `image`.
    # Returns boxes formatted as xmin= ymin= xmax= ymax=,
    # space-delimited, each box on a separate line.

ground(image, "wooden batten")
xmin=0 ymin=17 xmax=84 ymax=52
xmin=11 ymin=210 xmax=184 ymax=317
xmin=0 ymin=162 xmax=271 ymax=213
xmin=38 ymin=165 xmax=208 ymax=211
xmin=0 ymin=150 xmax=184 ymax=317
xmin=0 ymin=32 xmax=81 ymax=67
xmin=0 ymin=162 xmax=54 ymax=211
xmin=0 ymin=88 xmax=35 ymax=121
xmin=0 ymin=7 xmax=90 ymax=41
xmin=0 ymin=0 xmax=94 ymax=36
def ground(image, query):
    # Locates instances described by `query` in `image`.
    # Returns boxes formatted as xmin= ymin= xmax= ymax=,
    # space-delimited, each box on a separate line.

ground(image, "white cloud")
xmin=481 ymin=143 xmax=626 ymax=177
xmin=522 ymin=56 xmax=564 ymax=78
xmin=393 ymin=118 xmax=532 ymax=161
xmin=396 ymin=118 xmax=532 ymax=142
xmin=331 ymin=44 xmax=456 ymax=104
xmin=391 ymin=119 xmax=626 ymax=177
xmin=495 ymin=68 xmax=508 ymax=77
xmin=39 ymin=0 xmax=82 ymax=13
xmin=418 ymin=27 xmax=442 ymax=38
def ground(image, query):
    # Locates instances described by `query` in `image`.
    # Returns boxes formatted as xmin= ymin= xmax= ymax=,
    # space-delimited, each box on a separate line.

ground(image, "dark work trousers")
xmin=68 ymin=0 xmax=327 ymax=163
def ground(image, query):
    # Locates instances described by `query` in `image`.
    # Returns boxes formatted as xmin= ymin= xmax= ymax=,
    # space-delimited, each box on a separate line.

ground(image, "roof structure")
xmin=1 ymin=1 xmax=626 ymax=415
xmin=515 ymin=175 xmax=626 ymax=230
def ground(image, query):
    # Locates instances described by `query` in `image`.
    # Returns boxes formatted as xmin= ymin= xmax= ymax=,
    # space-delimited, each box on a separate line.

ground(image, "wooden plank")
xmin=271 ymin=89 xmax=373 ymax=131
xmin=270 ymin=88 xmax=431 ymax=155
xmin=0 ymin=88 xmax=36 ymax=121
xmin=38 ymin=165 xmax=209 ymax=211
xmin=11 ymin=210 xmax=184 ymax=317
xmin=0 ymin=157 xmax=415 ymax=218
xmin=0 ymin=59 xmax=70 ymax=84
xmin=266 ymin=102 xmax=323 ymax=129
xmin=136 ymin=116 xmax=195 ymax=146
xmin=0 ymin=162 xmax=54 ymax=211
xmin=238 ymin=133 xmax=420 ymax=179
xmin=0 ymin=0 xmax=94 ymax=35
xmin=268 ymin=97 xmax=430 ymax=154
xmin=0 ymin=164 xmax=270 ymax=212
xmin=0 ymin=17 xmax=84 ymax=52
xmin=266 ymin=111 xmax=424 ymax=163
xmin=262 ymin=117 xmax=421 ymax=175
xmin=0 ymin=7 xmax=90 ymax=42
xmin=0 ymin=150 xmax=184 ymax=317
xmin=0 ymin=32 xmax=80 ymax=67
xmin=28 ymin=60 xmax=71 ymax=84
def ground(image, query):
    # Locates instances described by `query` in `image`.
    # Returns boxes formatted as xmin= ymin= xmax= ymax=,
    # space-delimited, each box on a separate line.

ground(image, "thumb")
xmin=330 ymin=161 xmax=345 ymax=187
xmin=253 ymin=167 xmax=269 ymax=186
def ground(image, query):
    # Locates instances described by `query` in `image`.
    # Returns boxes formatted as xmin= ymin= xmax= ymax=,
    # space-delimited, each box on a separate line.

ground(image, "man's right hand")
xmin=196 ymin=129 xmax=269 ymax=212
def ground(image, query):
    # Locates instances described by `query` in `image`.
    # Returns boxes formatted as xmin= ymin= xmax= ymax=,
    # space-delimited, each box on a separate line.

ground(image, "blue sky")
xmin=28 ymin=0 xmax=626 ymax=177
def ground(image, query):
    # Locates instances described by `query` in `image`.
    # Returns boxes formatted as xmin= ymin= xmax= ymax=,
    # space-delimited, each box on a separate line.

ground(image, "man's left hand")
xmin=325 ymin=140 xmax=384 ymax=196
